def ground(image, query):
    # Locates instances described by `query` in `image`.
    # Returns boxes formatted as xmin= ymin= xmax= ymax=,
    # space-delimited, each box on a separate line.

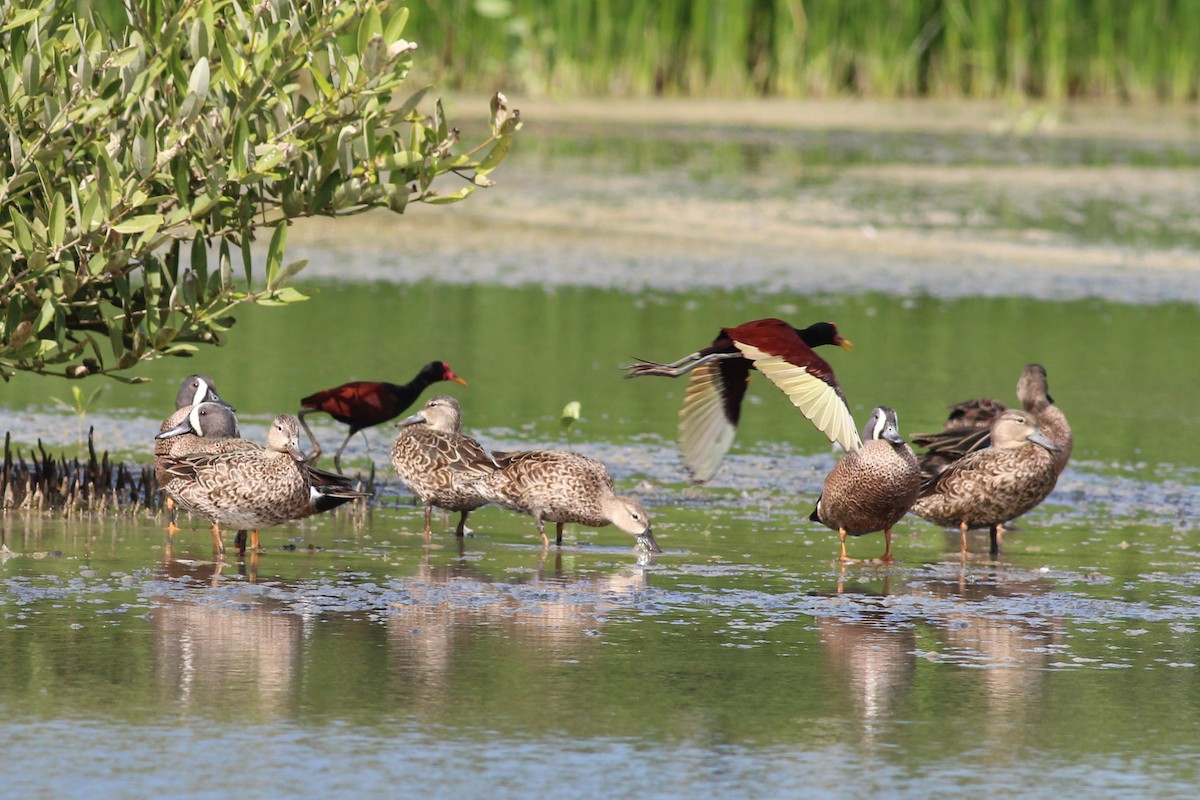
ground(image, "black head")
xmin=797 ymin=322 xmax=853 ymax=351
xmin=418 ymin=360 xmax=468 ymax=387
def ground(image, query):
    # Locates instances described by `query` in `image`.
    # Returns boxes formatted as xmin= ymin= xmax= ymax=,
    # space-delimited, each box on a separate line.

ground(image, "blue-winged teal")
xmin=300 ymin=361 xmax=468 ymax=472
xmin=911 ymin=409 xmax=1060 ymax=556
xmin=155 ymin=375 xmax=234 ymax=531
xmin=912 ymin=363 xmax=1072 ymax=482
xmin=474 ymin=449 xmax=660 ymax=554
xmin=390 ymin=395 xmax=496 ymax=537
xmin=157 ymin=404 xmax=367 ymax=554
xmin=625 ymin=319 xmax=857 ymax=483
xmin=810 ymin=406 xmax=921 ymax=563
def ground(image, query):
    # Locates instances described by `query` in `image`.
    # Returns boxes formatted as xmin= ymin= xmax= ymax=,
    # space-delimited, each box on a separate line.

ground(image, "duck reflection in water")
xmin=814 ymin=574 xmax=916 ymax=731
xmin=917 ymin=564 xmax=1066 ymax=732
xmin=150 ymin=552 xmax=304 ymax=717
xmin=387 ymin=547 xmax=650 ymax=706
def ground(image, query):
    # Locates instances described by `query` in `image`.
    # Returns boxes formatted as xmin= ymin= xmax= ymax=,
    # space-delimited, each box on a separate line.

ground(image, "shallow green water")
xmin=3 ymin=109 xmax=1200 ymax=799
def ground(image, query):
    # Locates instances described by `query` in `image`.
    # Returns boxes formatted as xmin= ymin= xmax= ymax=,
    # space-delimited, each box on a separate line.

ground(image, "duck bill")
xmin=397 ymin=412 xmax=427 ymax=427
xmin=287 ymin=444 xmax=306 ymax=462
xmin=635 ymin=528 xmax=663 ymax=555
xmin=1027 ymin=430 xmax=1061 ymax=451
xmin=155 ymin=420 xmax=193 ymax=439
xmin=837 ymin=336 xmax=853 ymax=352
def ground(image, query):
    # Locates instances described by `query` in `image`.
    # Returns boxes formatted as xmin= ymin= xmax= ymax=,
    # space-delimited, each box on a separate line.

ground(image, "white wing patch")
xmin=734 ymin=342 xmax=862 ymax=452
xmin=677 ymin=361 xmax=737 ymax=483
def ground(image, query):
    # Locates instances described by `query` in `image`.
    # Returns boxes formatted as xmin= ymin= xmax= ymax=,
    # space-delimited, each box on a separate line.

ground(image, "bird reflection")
xmin=387 ymin=546 xmax=650 ymax=702
xmin=149 ymin=551 xmax=303 ymax=718
xmin=919 ymin=564 xmax=1065 ymax=731
xmin=814 ymin=573 xmax=916 ymax=728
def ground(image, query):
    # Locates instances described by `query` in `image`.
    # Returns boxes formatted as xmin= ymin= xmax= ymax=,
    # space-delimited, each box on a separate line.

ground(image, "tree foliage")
xmin=0 ymin=0 xmax=521 ymax=381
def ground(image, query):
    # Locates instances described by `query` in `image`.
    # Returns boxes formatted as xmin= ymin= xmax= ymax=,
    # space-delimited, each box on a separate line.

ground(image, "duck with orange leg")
xmin=625 ymin=319 xmax=858 ymax=482
xmin=158 ymin=411 xmax=369 ymax=556
xmin=298 ymin=360 xmax=468 ymax=472
xmin=809 ymin=406 xmax=920 ymax=564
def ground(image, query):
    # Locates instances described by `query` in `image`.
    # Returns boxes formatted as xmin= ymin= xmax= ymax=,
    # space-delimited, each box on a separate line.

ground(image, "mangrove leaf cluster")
xmin=0 ymin=0 xmax=521 ymax=381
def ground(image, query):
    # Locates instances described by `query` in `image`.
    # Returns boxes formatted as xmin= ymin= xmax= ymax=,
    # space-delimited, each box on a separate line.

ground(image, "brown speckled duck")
xmin=160 ymin=414 xmax=357 ymax=555
xmin=157 ymin=403 xmax=368 ymax=554
xmin=809 ymin=406 xmax=920 ymax=563
xmin=912 ymin=363 xmax=1072 ymax=483
xmin=474 ymin=449 xmax=660 ymax=554
xmin=910 ymin=409 xmax=1060 ymax=556
xmin=390 ymin=395 xmax=496 ymax=537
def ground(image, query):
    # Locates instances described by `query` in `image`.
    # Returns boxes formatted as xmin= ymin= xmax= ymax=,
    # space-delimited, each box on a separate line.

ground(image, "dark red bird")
xmin=625 ymin=319 xmax=857 ymax=482
xmin=298 ymin=361 xmax=467 ymax=472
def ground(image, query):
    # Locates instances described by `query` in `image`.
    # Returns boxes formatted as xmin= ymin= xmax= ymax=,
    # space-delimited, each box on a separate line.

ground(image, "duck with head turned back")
xmin=810 ymin=406 xmax=921 ymax=563
xmin=390 ymin=395 xmax=496 ymax=538
xmin=474 ymin=449 xmax=660 ymax=555
xmin=625 ymin=318 xmax=857 ymax=483
xmin=155 ymin=374 xmax=234 ymax=533
xmin=299 ymin=360 xmax=468 ymax=472
xmin=911 ymin=363 xmax=1072 ymax=484
xmin=910 ymin=409 xmax=1060 ymax=557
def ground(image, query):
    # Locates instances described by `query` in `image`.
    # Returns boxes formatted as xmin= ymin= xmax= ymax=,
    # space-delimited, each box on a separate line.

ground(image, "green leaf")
xmin=190 ymin=233 xmax=208 ymax=290
xmin=188 ymin=56 xmax=210 ymax=99
xmin=357 ymin=7 xmax=384 ymax=55
xmin=111 ymin=214 xmax=164 ymax=234
xmin=362 ymin=34 xmax=387 ymax=78
xmin=48 ymin=193 xmax=66 ymax=248
xmin=2 ymin=8 xmax=41 ymax=32
xmin=384 ymin=7 xmax=409 ymax=42
xmin=265 ymin=222 xmax=288 ymax=290
xmin=34 ymin=297 xmax=56 ymax=333
xmin=10 ymin=211 xmax=34 ymax=257
xmin=269 ymin=258 xmax=308 ymax=290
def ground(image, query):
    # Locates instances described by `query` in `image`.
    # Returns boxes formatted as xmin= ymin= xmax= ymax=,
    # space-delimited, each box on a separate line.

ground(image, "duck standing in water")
xmin=155 ymin=375 xmax=234 ymax=532
xmin=158 ymin=403 xmax=369 ymax=555
xmin=390 ymin=395 xmax=497 ymax=538
xmin=625 ymin=318 xmax=857 ymax=482
xmin=810 ymin=406 xmax=921 ymax=563
xmin=474 ymin=449 xmax=660 ymax=555
xmin=910 ymin=410 xmax=1060 ymax=556
xmin=160 ymin=414 xmax=362 ymax=556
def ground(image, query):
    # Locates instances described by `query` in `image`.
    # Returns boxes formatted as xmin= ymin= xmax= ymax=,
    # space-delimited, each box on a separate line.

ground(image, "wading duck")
xmin=390 ymin=395 xmax=496 ymax=537
xmin=160 ymin=414 xmax=365 ymax=556
xmin=912 ymin=363 xmax=1072 ymax=483
xmin=910 ymin=409 xmax=1060 ymax=556
xmin=474 ymin=449 xmax=660 ymax=554
xmin=299 ymin=361 xmax=468 ymax=472
xmin=155 ymin=375 xmax=234 ymax=531
xmin=157 ymin=403 xmax=368 ymax=554
xmin=625 ymin=318 xmax=857 ymax=482
xmin=810 ymin=406 xmax=920 ymax=563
